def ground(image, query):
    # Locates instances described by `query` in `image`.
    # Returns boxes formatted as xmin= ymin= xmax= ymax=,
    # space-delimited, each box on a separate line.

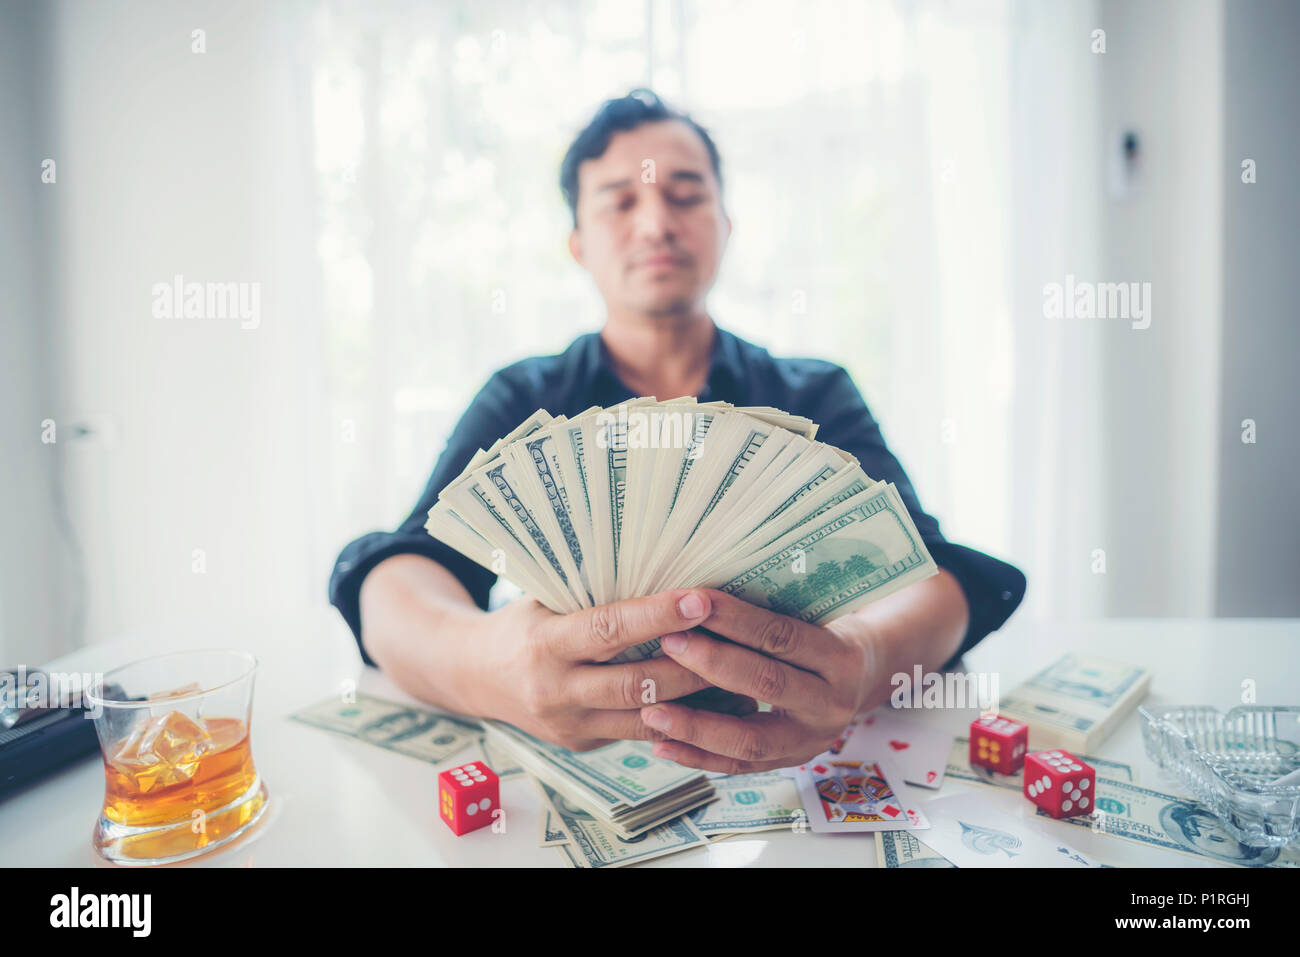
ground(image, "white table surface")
xmin=3 ymin=610 xmax=1296 ymax=868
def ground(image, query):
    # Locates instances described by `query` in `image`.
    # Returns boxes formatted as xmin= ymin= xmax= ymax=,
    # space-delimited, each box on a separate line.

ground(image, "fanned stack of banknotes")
xmin=426 ymin=398 xmax=939 ymax=843
xmin=426 ymin=398 xmax=939 ymax=663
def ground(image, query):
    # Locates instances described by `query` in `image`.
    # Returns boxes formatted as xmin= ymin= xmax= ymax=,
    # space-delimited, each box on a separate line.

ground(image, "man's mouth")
xmin=635 ymin=255 xmax=688 ymax=270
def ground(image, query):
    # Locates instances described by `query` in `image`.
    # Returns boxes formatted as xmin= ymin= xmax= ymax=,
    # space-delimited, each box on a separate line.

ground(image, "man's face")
xmin=569 ymin=119 xmax=730 ymax=318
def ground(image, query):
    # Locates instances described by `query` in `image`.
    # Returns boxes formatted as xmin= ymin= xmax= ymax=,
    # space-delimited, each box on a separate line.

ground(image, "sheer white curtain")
xmin=37 ymin=0 xmax=328 ymax=659
xmin=25 ymin=0 xmax=1107 ymax=663
xmin=311 ymin=0 xmax=1106 ymax=622
xmin=1003 ymin=0 xmax=1108 ymax=619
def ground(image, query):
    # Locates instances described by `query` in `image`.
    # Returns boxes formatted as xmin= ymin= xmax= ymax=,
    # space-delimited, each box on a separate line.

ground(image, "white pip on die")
xmin=1023 ymin=750 xmax=1095 ymax=820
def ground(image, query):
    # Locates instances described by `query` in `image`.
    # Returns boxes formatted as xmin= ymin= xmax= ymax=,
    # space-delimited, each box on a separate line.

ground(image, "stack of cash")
xmin=996 ymin=654 xmax=1152 ymax=753
xmin=426 ymin=398 xmax=939 ymax=663
xmin=537 ymin=768 xmax=807 ymax=868
xmin=482 ymin=721 xmax=714 ymax=838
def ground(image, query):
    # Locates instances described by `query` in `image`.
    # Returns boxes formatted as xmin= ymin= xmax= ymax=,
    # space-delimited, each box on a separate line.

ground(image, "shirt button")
xmin=1001 ymin=590 xmax=1012 ymax=600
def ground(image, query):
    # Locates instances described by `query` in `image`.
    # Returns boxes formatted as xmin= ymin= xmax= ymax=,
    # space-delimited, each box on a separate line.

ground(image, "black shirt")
xmin=329 ymin=325 xmax=1026 ymax=668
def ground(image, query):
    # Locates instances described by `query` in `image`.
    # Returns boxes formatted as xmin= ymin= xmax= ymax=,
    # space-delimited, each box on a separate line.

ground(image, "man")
xmin=329 ymin=89 xmax=1025 ymax=774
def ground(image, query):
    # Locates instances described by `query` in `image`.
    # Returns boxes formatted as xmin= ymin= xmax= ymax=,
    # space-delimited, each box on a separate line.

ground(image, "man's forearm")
xmin=357 ymin=554 xmax=490 ymax=716
xmin=840 ymin=568 xmax=970 ymax=712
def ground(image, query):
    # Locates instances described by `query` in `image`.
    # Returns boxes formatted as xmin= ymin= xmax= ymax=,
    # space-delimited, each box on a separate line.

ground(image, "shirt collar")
xmin=584 ymin=322 xmax=747 ymax=404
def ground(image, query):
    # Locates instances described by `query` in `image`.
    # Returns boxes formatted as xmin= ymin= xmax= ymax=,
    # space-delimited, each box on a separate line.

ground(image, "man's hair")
xmin=559 ymin=88 xmax=723 ymax=227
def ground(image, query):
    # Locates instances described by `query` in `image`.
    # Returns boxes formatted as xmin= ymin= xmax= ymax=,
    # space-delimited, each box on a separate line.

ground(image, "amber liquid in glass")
xmin=102 ymin=715 xmax=257 ymax=829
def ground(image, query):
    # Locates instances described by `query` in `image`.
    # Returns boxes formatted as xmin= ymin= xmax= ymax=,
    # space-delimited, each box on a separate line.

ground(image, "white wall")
xmin=0 ymin=1 xmax=69 ymax=664
xmin=1095 ymin=0 xmax=1224 ymax=616
xmin=42 ymin=0 xmax=329 ymax=645
xmin=1215 ymin=0 xmax=1300 ymax=615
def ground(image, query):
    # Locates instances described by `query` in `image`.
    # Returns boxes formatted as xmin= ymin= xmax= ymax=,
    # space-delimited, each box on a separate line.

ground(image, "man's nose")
xmin=634 ymin=191 xmax=675 ymax=242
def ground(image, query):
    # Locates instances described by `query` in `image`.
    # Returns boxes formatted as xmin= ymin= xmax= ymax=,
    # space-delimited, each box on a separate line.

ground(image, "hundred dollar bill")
xmin=539 ymin=805 xmax=570 ymax=847
xmin=945 ymin=738 xmax=1135 ymax=791
xmin=685 ymin=771 xmax=804 ymax=835
xmin=290 ymin=692 xmax=481 ymax=765
xmin=475 ymin=455 xmax=587 ymax=607
xmin=537 ymin=779 xmax=707 ymax=868
xmin=584 ymin=400 xmax=641 ymax=603
xmin=557 ymin=842 xmax=584 ymax=868
xmin=674 ymin=454 xmax=868 ymax=587
xmin=425 ymin=497 xmax=556 ymax=606
xmin=551 ymin=410 xmax=609 ymax=601
xmin=617 ymin=397 xmax=707 ymax=597
xmin=533 ymin=777 xmax=570 ymax=846
xmin=703 ymin=484 xmax=937 ymax=623
xmin=1046 ymin=777 xmax=1299 ymax=868
xmin=502 ymin=433 xmax=598 ymax=606
xmin=435 ymin=409 xmax=580 ymax=611
xmin=876 ymin=829 xmax=955 ymax=868
xmin=630 ymin=407 xmax=725 ymax=600
xmin=438 ymin=474 xmax=576 ymax=613
xmin=998 ymin=655 xmax=1151 ymax=753
xmin=291 ymin=691 xmax=420 ymax=735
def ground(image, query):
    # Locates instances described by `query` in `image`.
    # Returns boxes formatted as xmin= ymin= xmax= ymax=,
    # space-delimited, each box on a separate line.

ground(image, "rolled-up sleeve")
xmin=328 ymin=373 xmax=524 ymax=666
xmin=808 ymin=366 xmax=1026 ymax=668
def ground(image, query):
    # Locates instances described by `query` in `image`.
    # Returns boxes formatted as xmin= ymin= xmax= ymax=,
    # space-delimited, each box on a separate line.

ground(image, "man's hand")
xmin=636 ymin=590 xmax=876 ymax=773
xmin=474 ymin=588 xmax=742 ymax=751
xmin=363 ymin=557 xmax=964 ymax=765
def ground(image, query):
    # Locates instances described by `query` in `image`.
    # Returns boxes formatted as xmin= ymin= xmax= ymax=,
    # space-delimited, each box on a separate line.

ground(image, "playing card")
xmin=776 ymin=712 xmax=871 ymax=778
xmin=914 ymin=791 xmax=1105 ymax=867
xmin=792 ymin=756 xmax=931 ymax=833
xmin=838 ymin=710 xmax=953 ymax=790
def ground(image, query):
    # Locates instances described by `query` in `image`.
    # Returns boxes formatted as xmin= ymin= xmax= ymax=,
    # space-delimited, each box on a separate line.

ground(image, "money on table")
xmin=996 ymin=654 xmax=1152 ymax=753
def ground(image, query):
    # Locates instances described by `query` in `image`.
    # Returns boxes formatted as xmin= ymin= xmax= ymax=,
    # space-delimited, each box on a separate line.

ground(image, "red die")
xmin=1024 ymin=750 xmax=1096 ymax=819
xmin=968 ymin=714 xmax=1028 ymax=774
xmin=437 ymin=761 xmax=500 ymax=836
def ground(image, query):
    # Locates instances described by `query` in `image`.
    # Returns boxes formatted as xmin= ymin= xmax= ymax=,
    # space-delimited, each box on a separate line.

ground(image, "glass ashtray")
xmin=1139 ymin=705 xmax=1300 ymax=848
